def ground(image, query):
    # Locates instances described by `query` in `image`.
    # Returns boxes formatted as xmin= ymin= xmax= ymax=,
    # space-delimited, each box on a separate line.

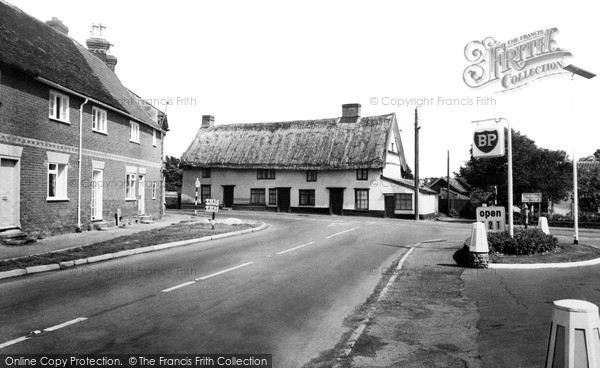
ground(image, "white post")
xmin=506 ymin=119 xmax=514 ymax=238
xmin=573 ymin=149 xmax=579 ymax=244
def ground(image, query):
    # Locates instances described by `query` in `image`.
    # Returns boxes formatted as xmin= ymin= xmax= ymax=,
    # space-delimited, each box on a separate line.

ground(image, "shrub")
xmin=487 ymin=229 xmax=558 ymax=255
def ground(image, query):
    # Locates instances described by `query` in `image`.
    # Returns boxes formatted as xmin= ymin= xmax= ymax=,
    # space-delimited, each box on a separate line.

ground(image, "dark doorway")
xmin=385 ymin=196 xmax=396 ymax=218
xmin=223 ymin=186 xmax=234 ymax=208
xmin=277 ymin=188 xmax=291 ymax=212
xmin=329 ymin=188 xmax=344 ymax=215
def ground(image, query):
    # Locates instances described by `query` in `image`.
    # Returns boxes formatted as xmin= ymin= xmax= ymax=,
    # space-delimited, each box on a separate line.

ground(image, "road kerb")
xmin=489 ymin=256 xmax=600 ymax=269
xmin=0 ymin=222 xmax=268 ymax=281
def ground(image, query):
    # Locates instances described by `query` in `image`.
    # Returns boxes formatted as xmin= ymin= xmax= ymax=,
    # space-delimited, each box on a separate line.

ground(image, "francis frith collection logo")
xmin=463 ymin=28 xmax=572 ymax=92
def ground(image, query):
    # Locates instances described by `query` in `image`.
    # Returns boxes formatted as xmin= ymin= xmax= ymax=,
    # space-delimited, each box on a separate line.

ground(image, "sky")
xmin=6 ymin=0 xmax=600 ymax=178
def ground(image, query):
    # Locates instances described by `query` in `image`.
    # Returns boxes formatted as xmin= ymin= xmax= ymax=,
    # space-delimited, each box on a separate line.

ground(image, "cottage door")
xmin=384 ymin=196 xmax=396 ymax=218
xmin=91 ymin=169 xmax=103 ymax=220
xmin=0 ymin=158 xmax=19 ymax=229
xmin=138 ymin=174 xmax=146 ymax=215
xmin=277 ymin=188 xmax=291 ymax=212
xmin=329 ymin=189 xmax=344 ymax=215
xmin=223 ymin=186 xmax=234 ymax=208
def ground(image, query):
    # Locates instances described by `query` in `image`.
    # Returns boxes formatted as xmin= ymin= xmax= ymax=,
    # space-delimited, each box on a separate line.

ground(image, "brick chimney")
xmin=202 ymin=115 xmax=215 ymax=128
xmin=86 ymin=23 xmax=118 ymax=71
xmin=341 ymin=103 xmax=361 ymax=124
xmin=46 ymin=17 xmax=69 ymax=35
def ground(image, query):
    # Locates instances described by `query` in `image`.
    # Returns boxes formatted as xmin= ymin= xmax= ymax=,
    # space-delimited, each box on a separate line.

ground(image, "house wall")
xmin=0 ymin=66 xmax=163 ymax=235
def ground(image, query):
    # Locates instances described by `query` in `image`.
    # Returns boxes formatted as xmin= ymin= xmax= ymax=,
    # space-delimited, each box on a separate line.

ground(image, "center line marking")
xmin=0 ymin=336 xmax=30 ymax=350
xmin=195 ymin=262 xmax=254 ymax=281
xmin=276 ymin=242 xmax=316 ymax=255
xmin=326 ymin=227 xmax=358 ymax=239
xmin=161 ymin=281 xmax=195 ymax=293
xmin=43 ymin=317 xmax=88 ymax=332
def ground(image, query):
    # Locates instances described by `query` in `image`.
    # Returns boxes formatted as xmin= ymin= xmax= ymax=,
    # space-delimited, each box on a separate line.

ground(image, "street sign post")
xmin=522 ymin=193 xmax=542 ymax=203
xmin=205 ymin=198 xmax=219 ymax=230
xmin=194 ymin=178 xmax=200 ymax=216
xmin=476 ymin=206 xmax=506 ymax=233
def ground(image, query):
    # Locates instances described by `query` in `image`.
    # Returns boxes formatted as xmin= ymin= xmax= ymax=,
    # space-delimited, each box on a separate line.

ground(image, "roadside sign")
xmin=205 ymin=198 xmax=220 ymax=213
xmin=472 ymin=126 xmax=505 ymax=158
xmin=476 ymin=206 xmax=506 ymax=233
xmin=195 ymin=178 xmax=200 ymax=189
xmin=522 ymin=192 xmax=542 ymax=203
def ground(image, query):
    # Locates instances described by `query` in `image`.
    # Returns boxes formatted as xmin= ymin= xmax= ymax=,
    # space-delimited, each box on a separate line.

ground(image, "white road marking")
xmin=43 ymin=317 xmax=88 ymax=332
xmin=194 ymin=262 xmax=254 ymax=282
xmin=276 ymin=242 xmax=316 ymax=255
xmin=161 ymin=281 xmax=196 ymax=293
xmin=325 ymin=227 xmax=359 ymax=239
xmin=0 ymin=336 xmax=30 ymax=349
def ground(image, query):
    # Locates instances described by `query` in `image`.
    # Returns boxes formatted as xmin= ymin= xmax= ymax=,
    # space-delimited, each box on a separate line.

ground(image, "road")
xmin=0 ymin=212 xmax=471 ymax=367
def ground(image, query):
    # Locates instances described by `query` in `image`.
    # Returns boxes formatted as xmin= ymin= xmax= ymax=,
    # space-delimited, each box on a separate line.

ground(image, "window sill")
xmin=354 ymin=208 xmax=369 ymax=211
xmin=93 ymin=129 xmax=108 ymax=135
xmin=298 ymin=204 xmax=316 ymax=207
xmin=49 ymin=117 xmax=71 ymax=125
xmin=129 ymin=140 xmax=140 ymax=144
xmin=47 ymin=197 xmax=69 ymax=202
xmin=125 ymin=198 xmax=137 ymax=202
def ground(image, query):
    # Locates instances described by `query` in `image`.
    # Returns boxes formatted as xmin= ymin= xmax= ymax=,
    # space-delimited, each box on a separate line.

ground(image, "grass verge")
xmin=0 ymin=221 xmax=258 ymax=272
xmin=490 ymin=243 xmax=600 ymax=264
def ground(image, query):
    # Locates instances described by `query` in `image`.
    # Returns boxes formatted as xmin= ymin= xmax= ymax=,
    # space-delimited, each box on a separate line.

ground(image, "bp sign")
xmin=473 ymin=127 xmax=505 ymax=158
xmin=476 ymin=206 xmax=506 ymax=233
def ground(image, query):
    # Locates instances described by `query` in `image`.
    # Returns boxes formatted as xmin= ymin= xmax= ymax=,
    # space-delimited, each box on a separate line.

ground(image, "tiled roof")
xmin=181 ymin=114 xmax=404 ymax=170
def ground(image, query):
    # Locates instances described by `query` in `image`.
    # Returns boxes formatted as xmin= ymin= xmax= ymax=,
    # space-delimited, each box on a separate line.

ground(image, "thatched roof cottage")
xmin=180 ymin=104 xmax=437 ymax=218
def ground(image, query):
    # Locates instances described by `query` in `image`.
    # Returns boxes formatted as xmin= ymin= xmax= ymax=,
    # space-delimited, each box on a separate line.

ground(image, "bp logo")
xmin=472 ymin=127 xmax=505 ymax=158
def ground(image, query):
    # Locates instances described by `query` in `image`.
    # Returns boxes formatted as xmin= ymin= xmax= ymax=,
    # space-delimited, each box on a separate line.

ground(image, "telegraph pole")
xmin=414 ymin=108 xmax=420 ymax=220
xmin=447 ymin=150 xmax=450 ymax=215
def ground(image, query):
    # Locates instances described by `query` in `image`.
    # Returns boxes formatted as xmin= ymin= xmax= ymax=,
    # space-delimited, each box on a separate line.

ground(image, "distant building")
xmin=180 ymin=104 xmax=437 ymax=218
xmin=0 ymin=1 xmax=168 ymax=235
xmin=428 ymin=177 xmax=471 ymax=200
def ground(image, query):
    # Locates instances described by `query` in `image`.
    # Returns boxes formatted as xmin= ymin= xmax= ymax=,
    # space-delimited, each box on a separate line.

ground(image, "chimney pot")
xmin=202 ymin=115 xmax=215 ymax=128
xmin=341 ymin=103 xmax=361 ymax=123
xmin=46 ymin=17 xmax=69 ymax=35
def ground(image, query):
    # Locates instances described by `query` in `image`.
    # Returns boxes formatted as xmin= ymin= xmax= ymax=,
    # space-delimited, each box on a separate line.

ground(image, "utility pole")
xmin=414 ymin=108 xmax=420 ymax=221
xmin=447 ymin=150 xmax=450 ymax=215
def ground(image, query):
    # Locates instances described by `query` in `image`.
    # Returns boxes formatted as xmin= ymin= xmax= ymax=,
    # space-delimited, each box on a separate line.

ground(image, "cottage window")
xmin=395 ymin=193 xmax=413 ymax=210
xmin=356 ymin=169 xmax=368 ymax=180
xmin=47 ymin=163 xmax=68 ymax=200
xmin=49 ymin=91 xmax=70 ymax=123
xmin=257 ymin=169 xmax=275 ymax=180
xmin=130 ymin=121 xmax=140 ymax=143
xmin=299 ymin=190 xmax=315 ymax=206
xmin=152 ymin=182 xmax=157 ymax=200
xmin=250 ymin=189 xmax=266 ymax=205
xmin=355 ymin=189 xmax=369 ymax=210
xmin=92 ymin=107 xmax=107 ymax=134
xmin=306 ymin=170 xmax=317 ymax=182
xmin=126 ymin=173 xmax=137 ymax=200
xmin=201 ymin=185 xmax=211 ymax=204
xmin=152 ymin=130 xmax=157 ymax=147
xmin=202 ymin=168 xmax=211 ymax=178
xmin=268 ymin=189 xmax=277 ymax=205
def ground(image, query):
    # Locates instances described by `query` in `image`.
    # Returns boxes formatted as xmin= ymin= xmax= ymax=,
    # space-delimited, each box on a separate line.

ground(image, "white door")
xmin=91 ymin=169 xmax=103 ymax=220
xmin=138 ymin=174 xmax=146 ymax=215
xmin=0 ymin=158 xmax=19 ymax=229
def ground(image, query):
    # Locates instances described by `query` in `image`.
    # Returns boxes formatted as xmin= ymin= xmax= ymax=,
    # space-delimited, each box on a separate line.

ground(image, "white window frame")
xmin=47 ymin=162 xmax=69 ymax=201
xmin=126 ymin=173 xmax=137 ymax=200
xmin=152 ymin=182 xmax=157 ymax=200
xmin=49 ymin=90 xmax=70 ymax=123
xmin=92 ymin=107 xmax=108 ymax=134
xmin=152 ymin=129 xmax=157 ymax=147
xmin=129 ymin=121 xmax=140 ymax=143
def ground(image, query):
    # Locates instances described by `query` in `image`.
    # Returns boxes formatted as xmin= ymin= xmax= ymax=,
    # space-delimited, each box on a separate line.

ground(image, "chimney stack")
xmin=46 ymin=17 xmax=69 ymax=35
xmin=202 ymin=115 xmax=215 ymax=128
xmin=86 ymin=23 xmax=118 ymax=71
xmin=341 ymin=103 xmax=361 ymax=123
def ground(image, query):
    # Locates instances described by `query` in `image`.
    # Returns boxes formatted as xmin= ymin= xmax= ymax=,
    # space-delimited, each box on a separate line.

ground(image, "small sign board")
xmin=195 ymin=178 xmax=200 ymax=189
xmin=165 ymin=191 xmax=178 ymax=198
xmin=205 ymin=198 xmax=220 ymax=213
xmin=522 ymin=192 xmax=542 ymax=203
xmin=472 ymin=126 xmax=505 ymax=158
xmin=476 ymin=206 xmax=506 ymax=233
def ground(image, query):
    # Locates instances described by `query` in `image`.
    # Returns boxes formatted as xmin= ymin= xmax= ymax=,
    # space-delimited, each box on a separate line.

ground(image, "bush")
xmin=488 ymin=229 xmax=559 ymax=255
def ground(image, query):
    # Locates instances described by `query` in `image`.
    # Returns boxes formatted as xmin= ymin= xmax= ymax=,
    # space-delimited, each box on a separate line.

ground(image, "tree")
xmin=163 ymin=156 xmax=183 ymax=192
xmin=402 ymin=165 xmax=414 ymax=180
xmin=458 ymin=129 xmax=572 ymax=210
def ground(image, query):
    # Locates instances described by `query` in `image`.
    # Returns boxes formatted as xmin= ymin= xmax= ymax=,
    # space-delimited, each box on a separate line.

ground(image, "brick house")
xmin=180 ymin=104 xmax=438 ymax=218
xmin=0 ymin=1 xmax=168 ymax=236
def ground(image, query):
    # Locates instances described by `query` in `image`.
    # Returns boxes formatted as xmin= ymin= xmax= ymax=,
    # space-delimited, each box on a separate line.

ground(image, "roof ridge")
xmin=206 ymin=113 xmax=395 ymax=128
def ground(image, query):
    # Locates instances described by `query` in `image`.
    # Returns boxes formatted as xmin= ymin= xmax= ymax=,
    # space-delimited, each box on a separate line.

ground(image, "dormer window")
xmin=49 ymin=90 xmax=70 ymax=123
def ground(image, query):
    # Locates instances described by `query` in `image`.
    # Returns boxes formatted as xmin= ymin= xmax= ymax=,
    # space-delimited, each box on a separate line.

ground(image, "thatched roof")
xmin=0 ymin=0 xmax=163 ymax=131
xmin=181 ymin=114 xmax=405 ymax=170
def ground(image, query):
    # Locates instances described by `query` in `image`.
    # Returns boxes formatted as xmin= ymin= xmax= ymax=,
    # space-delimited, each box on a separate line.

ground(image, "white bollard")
xmin=470 ymin=222 xmax=489 ymax=253
xmin=545 ymin=299 xmax=600 ymax=368
xmin=539 ymin=217 xmax=550 ymax=235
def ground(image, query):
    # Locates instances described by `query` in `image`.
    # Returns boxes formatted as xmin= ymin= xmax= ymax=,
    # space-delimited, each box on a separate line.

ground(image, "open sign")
xmin=476 ymin=206 xmax=506 ymax=233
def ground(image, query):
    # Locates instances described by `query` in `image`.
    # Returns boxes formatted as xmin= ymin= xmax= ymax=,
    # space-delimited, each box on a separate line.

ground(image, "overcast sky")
xmin=7 ymin=0 xmax=600 ymax=178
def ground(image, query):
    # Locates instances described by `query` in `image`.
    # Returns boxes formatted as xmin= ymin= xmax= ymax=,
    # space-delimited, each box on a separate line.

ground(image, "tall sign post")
xmin=471 ymin=118 xmax=513 ymax=237
xmin=205 ymin=198 xmax=219 ymax=230
xmin=194 ymin=178 xmax=200 ymax=216
xmin=414 ymin=108 xmax=420 ymax=221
